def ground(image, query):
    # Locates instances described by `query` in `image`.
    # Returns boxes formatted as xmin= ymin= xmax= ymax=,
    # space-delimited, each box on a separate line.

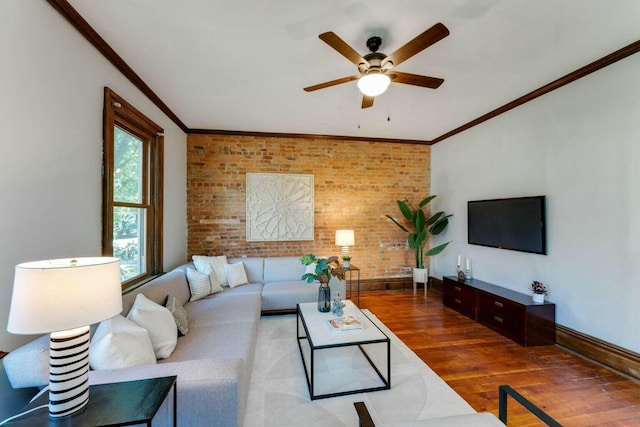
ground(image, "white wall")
xmin=0 ymin=1 xmax=187 ymax=351
xmin=431 ymin=53 xmax=640 ymax=353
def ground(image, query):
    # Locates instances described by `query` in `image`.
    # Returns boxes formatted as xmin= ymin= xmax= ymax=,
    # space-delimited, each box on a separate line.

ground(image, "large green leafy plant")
xmin=386 ymin=195 xmax=452 ymax=269
xmin=300 ymin=254 xmax=340 ymax=284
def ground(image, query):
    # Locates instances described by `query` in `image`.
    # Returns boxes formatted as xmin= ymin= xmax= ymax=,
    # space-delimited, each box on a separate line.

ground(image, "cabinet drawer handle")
xmin=494 ymin=316 xmax=504 ymax=323
xmin=494 ymin=301 xmax=504 ymax=308
xmin=454 ymin=286 xmax=461 ymax=292
xmin=454 ymin=298 xmax=461 ymax=304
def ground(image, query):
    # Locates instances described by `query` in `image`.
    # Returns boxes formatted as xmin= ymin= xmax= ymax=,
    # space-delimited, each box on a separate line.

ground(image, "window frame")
xmin=103 ymin=88 xmax=164 ymax=289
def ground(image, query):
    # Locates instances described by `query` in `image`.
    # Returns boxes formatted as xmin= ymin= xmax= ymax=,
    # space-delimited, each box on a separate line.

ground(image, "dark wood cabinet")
xmin=442 ymin=279 xmax=476 ymax=319
xmin=443 ymin=276 xmax=556 ymax=346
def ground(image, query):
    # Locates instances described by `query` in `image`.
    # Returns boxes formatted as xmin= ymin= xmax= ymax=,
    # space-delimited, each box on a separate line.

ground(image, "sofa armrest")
xmin=89 ymin=358 xmax=245 ymax=427
xmin=3 ymin=335 xmax=49 ymax=389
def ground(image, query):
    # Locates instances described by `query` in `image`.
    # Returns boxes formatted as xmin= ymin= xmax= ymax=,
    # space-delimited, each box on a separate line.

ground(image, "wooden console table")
xmin=443 ymin=276 xmax=556 ymax=346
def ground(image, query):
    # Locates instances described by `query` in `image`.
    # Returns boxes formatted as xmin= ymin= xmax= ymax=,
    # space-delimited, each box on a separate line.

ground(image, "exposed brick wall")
xmin=187 ymin=133 xmax=431 ymax=280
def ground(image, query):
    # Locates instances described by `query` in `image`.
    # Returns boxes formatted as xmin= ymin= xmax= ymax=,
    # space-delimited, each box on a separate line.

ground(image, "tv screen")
xmin=468 ymin=196 xmax=547 ymax=255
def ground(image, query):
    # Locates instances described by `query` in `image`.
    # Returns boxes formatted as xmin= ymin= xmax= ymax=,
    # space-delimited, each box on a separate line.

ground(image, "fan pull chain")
xmin=357 ymin=89 xmax=362 ymax=129
xmin=387 ymin=86 xmax=392 ymax=122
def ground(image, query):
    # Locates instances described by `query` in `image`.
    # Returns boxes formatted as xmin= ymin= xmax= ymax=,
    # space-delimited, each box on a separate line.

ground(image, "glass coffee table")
xmin=296 ymin=300 xmax=390 ymax=400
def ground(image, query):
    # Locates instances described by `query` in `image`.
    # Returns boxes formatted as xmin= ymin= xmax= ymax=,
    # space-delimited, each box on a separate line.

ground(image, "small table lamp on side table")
xmin=7 ymin=257 xmax=122 ymax=419
xmin=335 ymin=230 xmax=355 ymax=257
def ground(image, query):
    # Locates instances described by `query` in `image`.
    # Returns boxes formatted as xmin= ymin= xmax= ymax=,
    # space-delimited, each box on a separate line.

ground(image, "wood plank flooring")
xmin=358 ymin=289 xmax=640 ymax=427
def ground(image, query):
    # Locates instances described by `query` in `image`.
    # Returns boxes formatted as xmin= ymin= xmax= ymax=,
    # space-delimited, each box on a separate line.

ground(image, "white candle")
xmin=457 ymin=255 xmax=461 ymax=266
xmin=466 ymin=258 xmax=470 ymax=270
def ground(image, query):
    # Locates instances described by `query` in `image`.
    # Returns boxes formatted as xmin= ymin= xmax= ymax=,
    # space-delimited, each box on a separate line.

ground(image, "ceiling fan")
xmin=304 ymin=22 xmax=449 ymax=109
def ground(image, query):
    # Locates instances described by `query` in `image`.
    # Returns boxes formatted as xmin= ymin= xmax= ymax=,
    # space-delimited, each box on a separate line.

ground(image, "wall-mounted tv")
xmin=468 ymin=196 xmax=547 ymax=255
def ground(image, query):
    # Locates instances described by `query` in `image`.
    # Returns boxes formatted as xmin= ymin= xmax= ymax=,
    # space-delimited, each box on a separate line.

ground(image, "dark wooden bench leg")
xmin=353 ymin=401 xmax=376 ymax=427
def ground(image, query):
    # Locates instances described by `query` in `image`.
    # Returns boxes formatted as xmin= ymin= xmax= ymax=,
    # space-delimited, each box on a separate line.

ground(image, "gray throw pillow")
xmin=165 ymin=294 xmax=189 ymax=336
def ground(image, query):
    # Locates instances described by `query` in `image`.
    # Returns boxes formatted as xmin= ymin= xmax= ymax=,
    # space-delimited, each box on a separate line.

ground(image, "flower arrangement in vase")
xmin=530 ymin=281 xmax=548 ymax=303
xmin=300 ymin=254 xmax=341 ymax=312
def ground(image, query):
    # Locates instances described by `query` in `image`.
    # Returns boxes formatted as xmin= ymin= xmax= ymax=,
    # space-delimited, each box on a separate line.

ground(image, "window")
xmin=103 ymin=88 xmax=163 ymax=288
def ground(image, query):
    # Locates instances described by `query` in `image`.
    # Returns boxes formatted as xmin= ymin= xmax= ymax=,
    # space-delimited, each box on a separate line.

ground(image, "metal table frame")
xmin=335 ymin=266 xmax=361 ymax=306
xmin=296 ymin=302 xmax=390 ymax=400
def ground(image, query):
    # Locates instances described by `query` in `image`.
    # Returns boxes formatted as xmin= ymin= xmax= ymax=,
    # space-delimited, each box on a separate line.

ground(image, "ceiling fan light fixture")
xmin=357 ymin=72 xmax=391 ymax=97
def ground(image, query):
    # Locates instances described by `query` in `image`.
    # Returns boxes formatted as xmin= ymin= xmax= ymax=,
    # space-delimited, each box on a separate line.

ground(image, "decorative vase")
xmin=318 ymin=283 xmax=331 ymax=312
xmin=343 ymin=260 xmax=350 ymax=269
xmin=532 ymin=293 xmax=545 ymax=304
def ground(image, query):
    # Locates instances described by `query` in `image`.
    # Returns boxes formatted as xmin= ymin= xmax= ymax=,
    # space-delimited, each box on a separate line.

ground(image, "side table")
xmin=3 ymin=376 xmax=177 ymax=426
xmin=335 ymin=266 xmax=361 ymax=306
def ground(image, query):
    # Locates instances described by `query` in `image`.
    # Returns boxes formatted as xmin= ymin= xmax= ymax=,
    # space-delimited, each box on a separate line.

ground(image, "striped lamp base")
xmin=48 ymin=325 xmax=91 ymax=418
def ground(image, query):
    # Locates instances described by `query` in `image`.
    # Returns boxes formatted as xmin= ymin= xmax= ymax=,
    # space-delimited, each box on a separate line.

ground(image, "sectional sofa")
xmin=4 ymin=256 xmax=346 ymax=427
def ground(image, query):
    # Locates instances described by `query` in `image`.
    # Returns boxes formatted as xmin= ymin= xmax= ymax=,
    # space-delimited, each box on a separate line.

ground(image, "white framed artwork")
xmin=246 ymin=173 xmax=314 ymax=241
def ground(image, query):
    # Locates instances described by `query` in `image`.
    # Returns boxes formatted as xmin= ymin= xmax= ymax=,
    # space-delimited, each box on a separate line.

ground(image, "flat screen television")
xmin=467 ymin=196 xmax=547 ymax=255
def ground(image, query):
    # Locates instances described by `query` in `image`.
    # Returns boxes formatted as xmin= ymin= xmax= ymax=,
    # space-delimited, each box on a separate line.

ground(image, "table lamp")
xmin=7 ymin=257 xmax=122 ymax=418
xmin=335 ymin=230 xmax=355 ymax=257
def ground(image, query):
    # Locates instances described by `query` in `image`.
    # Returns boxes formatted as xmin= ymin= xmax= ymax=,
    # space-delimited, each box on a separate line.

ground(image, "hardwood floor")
xmin=358 ymin=289 xmax=640 ymax=427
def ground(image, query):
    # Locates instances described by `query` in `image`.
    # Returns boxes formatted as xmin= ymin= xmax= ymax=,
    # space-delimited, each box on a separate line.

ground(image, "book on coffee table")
xmin=327 ymin=315 xmax=363 ymax=332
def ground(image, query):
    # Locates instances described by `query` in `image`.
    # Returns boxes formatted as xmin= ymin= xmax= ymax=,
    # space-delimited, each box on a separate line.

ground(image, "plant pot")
xmin=532 ymin=293 xmax=545 ymax=304
xmin=318 ymin=283 xmax=331 ymax=312
xmin=343 ymin=260 xmax=350 ymax=269
xmin=412 ymin=267 xmax=428 ymax=297
xmin=412 ymin=267 xmax=428 ymax=283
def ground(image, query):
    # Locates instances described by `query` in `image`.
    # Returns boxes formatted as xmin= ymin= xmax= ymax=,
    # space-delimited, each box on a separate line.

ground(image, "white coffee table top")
xmin=297 ymin=300 xmax=388 ymax=348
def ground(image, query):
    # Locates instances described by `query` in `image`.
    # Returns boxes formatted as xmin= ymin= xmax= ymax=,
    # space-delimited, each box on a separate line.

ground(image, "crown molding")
xmin=45 ymin=0 xmax=189 ymax=133
xmin=186 ymin=128 xmax=432 ymax=145
xmin=430 ymin=39 xmax=640 ymax=144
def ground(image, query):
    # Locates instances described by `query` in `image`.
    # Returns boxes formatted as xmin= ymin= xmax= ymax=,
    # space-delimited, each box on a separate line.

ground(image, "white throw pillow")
xmin=224 ymin=262 xmax=249 ymax=288
xmin=192 ymin=255 xmax=228 ymax=287
xmin=127 ymin=294 xmax=177 ymax=359
xmin=186 ymin=265 xmax=223 ymax=301
xmin=89 ymin=315 xmax=156 ymax=370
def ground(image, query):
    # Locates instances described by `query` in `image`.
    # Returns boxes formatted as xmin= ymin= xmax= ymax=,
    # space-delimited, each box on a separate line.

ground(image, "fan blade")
xmin=361 ymin=95 xmax=374 ymax=109
xmin=382 ymin=22 xmax=449 ymax=68
xmin=304 ymin=75 xmax=359 ymax=92
xmin=390 ymin=72 xmax=444 ymax=89
xmin=319 ymin=32 xmax=368 ymax=67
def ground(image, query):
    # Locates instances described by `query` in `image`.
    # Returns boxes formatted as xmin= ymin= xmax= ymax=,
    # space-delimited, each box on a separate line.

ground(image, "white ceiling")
xmin=67 ymin=0 xmax=640 ymax=142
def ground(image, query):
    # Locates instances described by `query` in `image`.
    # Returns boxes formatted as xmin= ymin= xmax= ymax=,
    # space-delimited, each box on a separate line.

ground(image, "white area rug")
xmin=244 ymin=311 xmax=475 ymax=426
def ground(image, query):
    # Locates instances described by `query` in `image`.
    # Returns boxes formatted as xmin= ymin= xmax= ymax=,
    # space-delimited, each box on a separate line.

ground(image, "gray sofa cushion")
xmin=187 ymin=287 xmax=262 ymax=327
xmin=263 ymin=256 xmax=306 ymax=282
xmin=162 ymin=322 xmax=257 ymax=363
xmin=261 ymin=279 xmax=346 ymax=311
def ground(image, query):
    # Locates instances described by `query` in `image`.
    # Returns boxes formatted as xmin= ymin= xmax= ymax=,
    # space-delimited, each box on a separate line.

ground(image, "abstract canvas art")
xmin=246 ymin=173 xmax=314 ymax=241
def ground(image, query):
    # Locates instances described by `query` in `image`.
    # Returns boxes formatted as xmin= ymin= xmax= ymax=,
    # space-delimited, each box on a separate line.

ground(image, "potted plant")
xmin=300 ymin=254 xmax=340 ymax=312
xmin=341 ymin=255 xmax=352 ymax=269
xmin=530 ymin=281 xmax=548 ymax=303
xmin=386 ymin=195 xmax=452 ymax=287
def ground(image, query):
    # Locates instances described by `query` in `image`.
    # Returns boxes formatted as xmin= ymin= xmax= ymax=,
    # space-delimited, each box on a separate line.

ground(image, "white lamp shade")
xmin=335 ymin=230 xmax=355 ymax=247
xmin=357 ymin=73 xmax=391 ymax=97
xmin=8 ymin=257 xmax=123 ymax=335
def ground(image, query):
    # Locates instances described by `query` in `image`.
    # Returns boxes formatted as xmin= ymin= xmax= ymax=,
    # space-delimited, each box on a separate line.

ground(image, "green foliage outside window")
xmin=113 ymin=127 xmax=143 ymax=281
